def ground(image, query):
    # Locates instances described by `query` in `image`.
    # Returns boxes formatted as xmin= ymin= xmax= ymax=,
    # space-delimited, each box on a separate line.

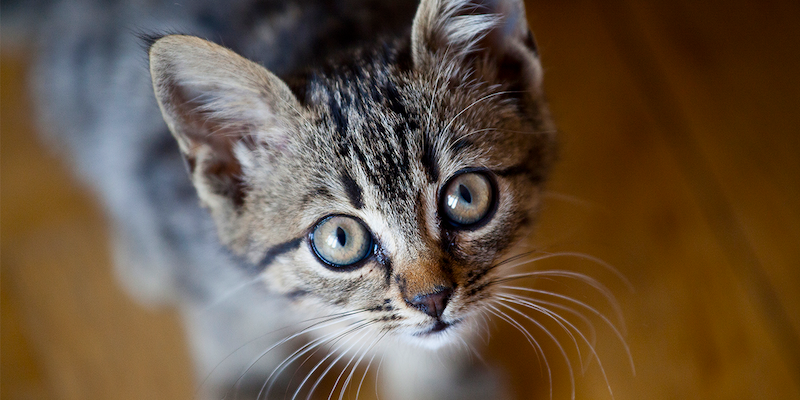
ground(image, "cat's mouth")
xmin=414 ymin=318 xmax=462 ymax=337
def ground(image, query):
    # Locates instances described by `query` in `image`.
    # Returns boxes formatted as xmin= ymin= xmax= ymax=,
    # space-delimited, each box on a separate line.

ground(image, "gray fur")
xmin=34 ymin=0 xmax=556 ymax=398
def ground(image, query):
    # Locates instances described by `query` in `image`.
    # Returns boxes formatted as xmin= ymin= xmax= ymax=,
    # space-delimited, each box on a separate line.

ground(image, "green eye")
xmin=441 ymin=172 xmax=495 ymax=227
xmin=310 ymin=215 xmax=373 ymax=268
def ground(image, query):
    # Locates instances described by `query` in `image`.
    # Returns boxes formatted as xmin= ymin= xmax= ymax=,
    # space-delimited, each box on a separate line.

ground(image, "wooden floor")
xmin=2 ymin=0 xmax=799 ymax=399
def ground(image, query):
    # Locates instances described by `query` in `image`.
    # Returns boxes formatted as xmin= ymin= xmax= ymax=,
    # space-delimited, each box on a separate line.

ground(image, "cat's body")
xmin=34 ymin=0 xmax=558 ymax=398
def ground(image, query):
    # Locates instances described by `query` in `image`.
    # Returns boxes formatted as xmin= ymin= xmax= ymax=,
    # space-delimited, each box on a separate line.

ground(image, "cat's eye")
xmin=441 ymin=171 xmax=495 ymax=227
xmin=310 ymin=215 xmax=373 ymax=268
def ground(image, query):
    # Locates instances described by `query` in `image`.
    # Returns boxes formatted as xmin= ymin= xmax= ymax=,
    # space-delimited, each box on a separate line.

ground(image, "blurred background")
xmin=2 ymin=0 xmax=799 ymax=399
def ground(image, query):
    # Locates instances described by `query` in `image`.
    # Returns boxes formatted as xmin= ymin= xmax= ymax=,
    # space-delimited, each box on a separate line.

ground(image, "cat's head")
xmin=148 ymin=0 xmax=555 ymax=346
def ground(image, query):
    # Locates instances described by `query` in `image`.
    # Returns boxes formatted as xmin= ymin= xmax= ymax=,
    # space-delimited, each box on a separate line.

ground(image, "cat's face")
xmin=149 ymin=0 xmax=555 ymax=346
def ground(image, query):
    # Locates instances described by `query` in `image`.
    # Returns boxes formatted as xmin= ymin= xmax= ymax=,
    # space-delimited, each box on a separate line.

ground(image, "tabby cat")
xmin=35 ymin=0 xmax=570 ymax=398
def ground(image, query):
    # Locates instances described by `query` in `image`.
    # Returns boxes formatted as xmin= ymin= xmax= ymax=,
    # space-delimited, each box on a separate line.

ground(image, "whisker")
xmin=490 ymin=251 xmax=630 ymax=290
xmin=496 ymin=300 xmax=575 ymax=400
xmin=330 ymin=339 xmax=367 ymax=400
xmin=252 ymin=317 xmax=366 ymax=399
xmin=497 ymin=270 xmax=624 ymax=326
xmin=500 ymin=285 xmax=635 ymax=375
xmin=497 ymin=293 xmax=585 ymax=368
xmin=475 ymin=308 xmax=493 ymax=344
xmin=458 ymin=127 xmax=498 ymax=142
xmin=338 ymin=331 xmax=387 ymax=400
xmin=499 ymin=294 xmax=619 ymax=400
xmin=202 ymin=276 xmax=263 ymax=311
xmin=542 ymin=191 xmax=608 ymax=213
xmin=515 ymin=297 xmax=600 ymax=370
xmin=442 ymin=90 xmax=516 ymax=135
xmin=299 ymin=324 xmax=374 ymax=400
xmin=358 ymin=352 xmax=383 ymax=400
xmin=499 ymin=293 xmax=601 ymax=377
xmin=264 ymin=320 xmax=370 ymax=399
xmin=459 ymin=336 xmax=488 ymax=367
xmin=486 ymin=303 xmax=553 ymax=400
xmin=210 ymin=310 xmax=364 ymax=399
xmin=255 ymin=329 xmax=344 ymax=399
xmin=523 ymin=251 xmax=633 ymax=290
xmin=492 ymin=250 xmax=538 ymax=270
xmin=374 ymin=353 xmax=386 ymax=400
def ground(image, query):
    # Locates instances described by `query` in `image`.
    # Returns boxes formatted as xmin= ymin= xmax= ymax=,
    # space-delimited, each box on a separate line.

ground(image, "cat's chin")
xmin=407 ymin=331 xmax=456 ymax=349
xmin=403 ymin=320 xmax=465 ymax=349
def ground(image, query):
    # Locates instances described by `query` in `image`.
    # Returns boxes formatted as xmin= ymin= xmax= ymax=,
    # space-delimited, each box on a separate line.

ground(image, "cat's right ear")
xmin=411 ymin=0 xmax=543 ymax=94
xmin=148 ymin=35 xmax=301 ymax=239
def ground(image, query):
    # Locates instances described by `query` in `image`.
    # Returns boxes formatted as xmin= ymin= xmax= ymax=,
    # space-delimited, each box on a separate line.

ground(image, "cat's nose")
xmin=406 ymin=286 xmax=453 ymax=319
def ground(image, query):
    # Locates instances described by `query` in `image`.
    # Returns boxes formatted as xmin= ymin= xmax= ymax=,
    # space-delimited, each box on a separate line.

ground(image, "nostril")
xmin=407 ymin=287 xmax=453 ymax=319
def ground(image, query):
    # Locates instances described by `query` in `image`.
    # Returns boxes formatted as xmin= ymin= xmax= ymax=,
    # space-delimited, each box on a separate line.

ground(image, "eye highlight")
xmin=310 ymin=215 xmax=373 ymax=268
xmin=441 ymin=171 xmax=495 ymax=227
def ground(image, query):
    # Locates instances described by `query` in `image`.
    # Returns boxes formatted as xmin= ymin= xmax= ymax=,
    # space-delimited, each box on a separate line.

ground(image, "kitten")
xmin=35 ymin=0 xmax=560 ymax=398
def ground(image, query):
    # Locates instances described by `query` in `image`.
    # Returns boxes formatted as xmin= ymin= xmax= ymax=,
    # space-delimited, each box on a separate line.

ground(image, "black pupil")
xmin=336 ymin=226 xmax=347 ymax=247
xmin=458 ymin=184 xmax=472 ymax=204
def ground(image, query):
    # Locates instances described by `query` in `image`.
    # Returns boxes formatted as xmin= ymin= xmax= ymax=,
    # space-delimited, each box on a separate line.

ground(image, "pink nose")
xmin=406 ymin=287 xmax=453 ymax=319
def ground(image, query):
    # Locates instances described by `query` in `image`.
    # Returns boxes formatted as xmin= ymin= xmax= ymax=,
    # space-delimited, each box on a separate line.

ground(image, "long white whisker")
xmin=257 ymin=327 xmax=348 ymax=399
xmin=513 ymin=295 xmax=599 ymax=371
xmin=497 ymin=300 xmax=575 ymax=400
xmin=203 ymin=276 xmax=262 ymax=311
xmin=500 ymin=292 xmax=612 ymax=393
xmin=203 ymin=310 xmax=365 ymax=398
xmin=501 ymin=251 xmax=633 ymax=291
xmin=226 ymin=312 xmax=364 ymax=399
xmin=543 ymin=191 xmax=607 ymax=213
xmin=497 ymin=293 xmax=585 ymax=368
xmin=457 ymin=127 xmax=497 ymax=142
xmin=458 ymin=336 xmax=487 ymax=367
xmin=257 ymin=319 xmax=366 ymax=399
xmin=330 ymin=339 xmax=368 ymax=400
xmin=300 ymin=325 xmax=373 ymax=400
xmin=499 ymin=269 xmax=625 ymax=328
xmin=442 ymin=91 xmax=514 ymax=135
xmin=491 ymin=251 xmax=539 ymax=271
xmin=356 ymin=351 xmax=379 ymax=400
xmin=486 ymin=303 xmax=553 ymax=400
xmin=517 ymin=296 xmax=598 ymax=370
xmin=502 ymin=294 xmax=618 ymax=400
xmin=338 ymin=331 xmax=387 ymax=400
xmin=374 ymin=353 xmax=386 ymax=400
xmin=501 ymin=285 xmax=635 ymax=375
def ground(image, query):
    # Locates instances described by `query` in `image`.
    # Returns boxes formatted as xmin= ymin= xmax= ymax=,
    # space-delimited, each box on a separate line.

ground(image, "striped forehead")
xmin=300 ymin=53 xmax=504 ymax=246
xmin=304 ymin=75 xmax=448 ymax=247
xmin=315 ymin=73 xmax=423 ymax=202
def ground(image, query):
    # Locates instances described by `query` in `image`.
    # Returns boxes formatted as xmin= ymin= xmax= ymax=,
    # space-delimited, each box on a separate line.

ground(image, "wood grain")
xmin=2 ymin=1 xmax=799 ymax=398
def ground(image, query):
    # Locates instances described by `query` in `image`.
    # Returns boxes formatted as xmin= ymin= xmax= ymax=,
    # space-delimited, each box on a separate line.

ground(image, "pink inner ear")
xmin=167 ymin=78 xmax=249 ymax=208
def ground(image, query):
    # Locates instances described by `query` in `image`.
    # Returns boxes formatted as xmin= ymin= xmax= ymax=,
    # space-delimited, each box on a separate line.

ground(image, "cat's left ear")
xmin=411 ymin=0 xmax=542 ymax=93
xmin=148 ymin=35 xmax=301 ymax=243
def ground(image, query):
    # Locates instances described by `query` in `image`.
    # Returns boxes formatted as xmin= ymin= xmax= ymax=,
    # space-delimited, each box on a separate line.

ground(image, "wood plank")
xmin=3 ymin=1 xmax=799 ymax=399
xmin=1 ymin=50 xmax=195 ymax=400
xmin=601 ymin=0 xmax=800 ymax=391
xmin=624 ymin=0 xmax=800 ymax=348
xmin=507 ymin=0 xmax=800 ymax=398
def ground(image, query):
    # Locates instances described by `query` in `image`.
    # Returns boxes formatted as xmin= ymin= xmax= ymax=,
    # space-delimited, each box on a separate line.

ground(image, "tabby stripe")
xmin=286 ymin=289 xmax=310 ymax=300
xmin=340 ymin=171 xmax=365 ymax=209
xmin=496 ymin=164 xmax=543 ymax=183
xmin=420 ymin=132 xmax=440 ymax=183
xmin=256 ymin=237 xmax=304 ymax=271
xmin=374 ymin=244 xmax=394 ymax=287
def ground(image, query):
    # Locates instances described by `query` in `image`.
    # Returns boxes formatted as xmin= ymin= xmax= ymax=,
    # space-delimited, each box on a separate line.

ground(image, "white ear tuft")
xmin=411 ymin=0 xmax=542 ymax=90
